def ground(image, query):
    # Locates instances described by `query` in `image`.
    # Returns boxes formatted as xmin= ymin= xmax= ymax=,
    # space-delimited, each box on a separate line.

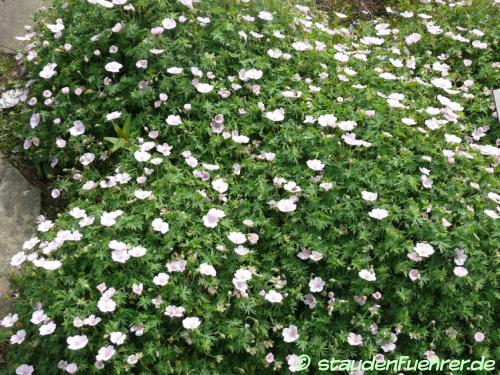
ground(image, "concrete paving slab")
xmin=0 ymin=153 xmax=40 ymax=313
xmin=0 ymin=0 xmax=49 ymax=52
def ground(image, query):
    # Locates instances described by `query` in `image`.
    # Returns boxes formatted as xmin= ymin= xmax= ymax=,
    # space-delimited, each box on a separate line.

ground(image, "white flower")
xmin=39 ymin=321 xmax=56 ymax=335
xmin=100 ymin=210 xmax=123 ymax=227
xmin=10 ymin=330 xmax=26 ymax=345
xmin=153 ymin=272 xmax=170 ymax=286
xmin=11 ymin=252 xmax=27 ymax=267
xmin=182 ymin=317 xmax=201 ymax=330
xmin=347 ymin=332 xmax=363 ymax=346
xmin=79 ymin=152 xmax=95 ymax=166
xmin=453 ymin=266 xmax=468 ymax=277
xmin=162 ymin=18 xmax=176 ymax=29
xmin=258 ymin=11 xmax=273 ymax=21
xmin=277 ymin=199 xmax=297 ymax=213
xmin=309 ymin=277 xmax=325 ymax=292
xmin=134 ymin=189 xmax=152 ymax=200
xmin=129 ymin=246 xmax=147 ymax=257
xmin=67 ymin=335 xmax=89 ymax=350
xmin=212 ymin=178 xmax=228 ymax=193
xmin=409 ymin=269 xmax=421 ymax=281
xmin=239 ymin=68 xmax=263 ymax=81
xmin=334 ymin=52 xmax=349 ymax=62
xmin=196 ymin=83 xmax=213 ymax=93
xmin=167 ymin=66 xmax=183 ymax=74
xmin=199 ymin=263 xmax=216 ymax=276
xmin=292 ymin=41 xmax=312 ymax=51
xmin=361 ymin=191 xmax=378 ymax=201
xmin=1 ymin=313 xmax=18 ymax=327
xmin=69 ymin=121 xmax=85 ymax=136
xmin=15 ymin=365 xmax=34 ymax=375
xmin=64 ymin=363 xmax=78 ymax=374
xmin=133 ymin=283 xmax=143 ymax=295
xmin=431 ymin=77 xmax=452 ymax=90
xmin=359 ymin=269 xmax=376 ymax=281
xmin=368 ymin=208 xmax=388 ymax=220
xmin=152 ymin=218 xmax=169 ymax=234
xmin=228 ymin=231 xmax=246 ymax=244
xmin=39 ymin=63 xmax=57 ymax=79
xmin=106 ymin=111 xmax=121 ymax=121
xmin=134 ymin=150 xmax=151 ymax=162
xmin=405 ymin=33 xmax=421 ymax=45
xmin=30 ymin=113 xmax=40 ymax=128
xmin=414 ymin=242 xmax=435 ymax=257
xmin=96 ymin=345 xmax=116 ymax=362
xmin=105 ymin=61 xmax=123 ymax=73
xmin=165 ymin=305 xmax=186 ymax=318
xmin=265 ymin=290 xmax=283 ymax=303
xmin=178 ymin=0 xmax=193 ymax=9
xmin=282 ymin=324 xmax=299 ymax=343
xmin=39 ymin=259 xmax=62 ymax=271
xmin=306 ymin=159 xmax=325 ymax=171
xmin=202 ymin=208 xmax=225 ymax=228
xmin=166 ymin=115 xmax=182 ymax=126
xmin=166 ymin=260 xmax=187 ymax=273
xmin=317 ymin=114 xmax=337 ymax=127
xmin=97 ymin=297 xmax=116 ymax=313
xmin=484 ymin=209 xmax=499 ymax=219
xmin=110 ymin=331 xmax=126 ymax=345
xmin=30 ymin=310 xmax=47 ymax=324
xmin=445 ymin=134 xmax=462 ymax=144
xmin=266 ymin=108 xmax=285 ymax=122
xmin=37 ymin=219 xmax=54 ymax=232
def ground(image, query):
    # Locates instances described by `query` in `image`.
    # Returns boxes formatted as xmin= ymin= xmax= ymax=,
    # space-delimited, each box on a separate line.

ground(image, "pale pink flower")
xmin=265 ymin=352 xmax=275 ymax=363
xmin=166 ymin=115 xmax=182 ymax=126
xmin=202 ymin=208 xmax=225 ymax=228
xmin=110 ymin=331 xmax=126 ymax=345
xmin=474 ymin=332 xmax=485 ymax=342
xmin=162 ymin=18 xmax=176 ymax=29
xmin=96 ymin=345 xmax=115 ymax=361
xmin=453 ymin=266 xmax=468 ymax=277
xmin=105 ymin=61 xmax=123 ymax=73
xmin=265 ymin=290 xmax=283 ymax=303
xmin=39 ymin=63 xmax=57 ymax=79
xmin=67 ymin=335 xmax=88 ymax=350
xmin=212 ymin=178 xmax=228 ymax=193
xmin=16 ymin=365 xmax=34 ymax=375
xmin=10 ymin=330 xmax=26 ymax=344
xmin=409 ymin=269 xmax=421 ymax=281
xmin=347 ymin=332 xmax=363 ymax=346
xmin=182 ymin=317 xmax=201 ymax=330
xmin=153 ymin=272 xmax=170 ymax=286
xmin=309 ymin=277 xmax=325 ymax=292
xmin=306 ymin=159 xmax=325 ymax=171
xmin=359 ymin=269 xmax=376 ymax=281
xmin=265 ymin=108 xmax=285 ymax=122
xmin=368 ymin=208 xmax=388 ymax=220
xmin=39 ymin=321 xmax=56 ymax=335
xmin=277 ymin=199 xmax=297 ymax=213
xmin=228 ymin=232 xmax=246 ymax=244
xmin=361 ymin=191 xmax=378 ymax=201
xmin=282 ymin=325 xmax=299 ymax=343
xmin=414 ymin=242 xmax=435 ymax=257
xmin=199 ymin=263 xmax=216 ymax=276
xmin=164 ymin=305 xmax=185 ymax=318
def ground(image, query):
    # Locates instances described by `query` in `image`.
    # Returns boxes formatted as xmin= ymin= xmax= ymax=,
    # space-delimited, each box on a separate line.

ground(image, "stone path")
xmin=0 ymin=154 xmax=40 ymax=314
xmin=0 ymin=0 xmax=47 ymax=52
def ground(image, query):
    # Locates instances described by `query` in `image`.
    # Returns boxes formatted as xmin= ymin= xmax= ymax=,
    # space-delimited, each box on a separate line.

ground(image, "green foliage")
xmin=1 ymin=0 xmax=499 ymax=374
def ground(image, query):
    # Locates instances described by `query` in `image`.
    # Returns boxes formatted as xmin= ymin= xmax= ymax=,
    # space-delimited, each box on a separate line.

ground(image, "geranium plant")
xmin=1 ymin=0 xmax=499 ymax=373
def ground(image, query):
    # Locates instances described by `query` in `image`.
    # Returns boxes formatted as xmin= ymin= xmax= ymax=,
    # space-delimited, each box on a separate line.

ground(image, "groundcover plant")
xmin=1 ymin=0 xmax=499 ymax=373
